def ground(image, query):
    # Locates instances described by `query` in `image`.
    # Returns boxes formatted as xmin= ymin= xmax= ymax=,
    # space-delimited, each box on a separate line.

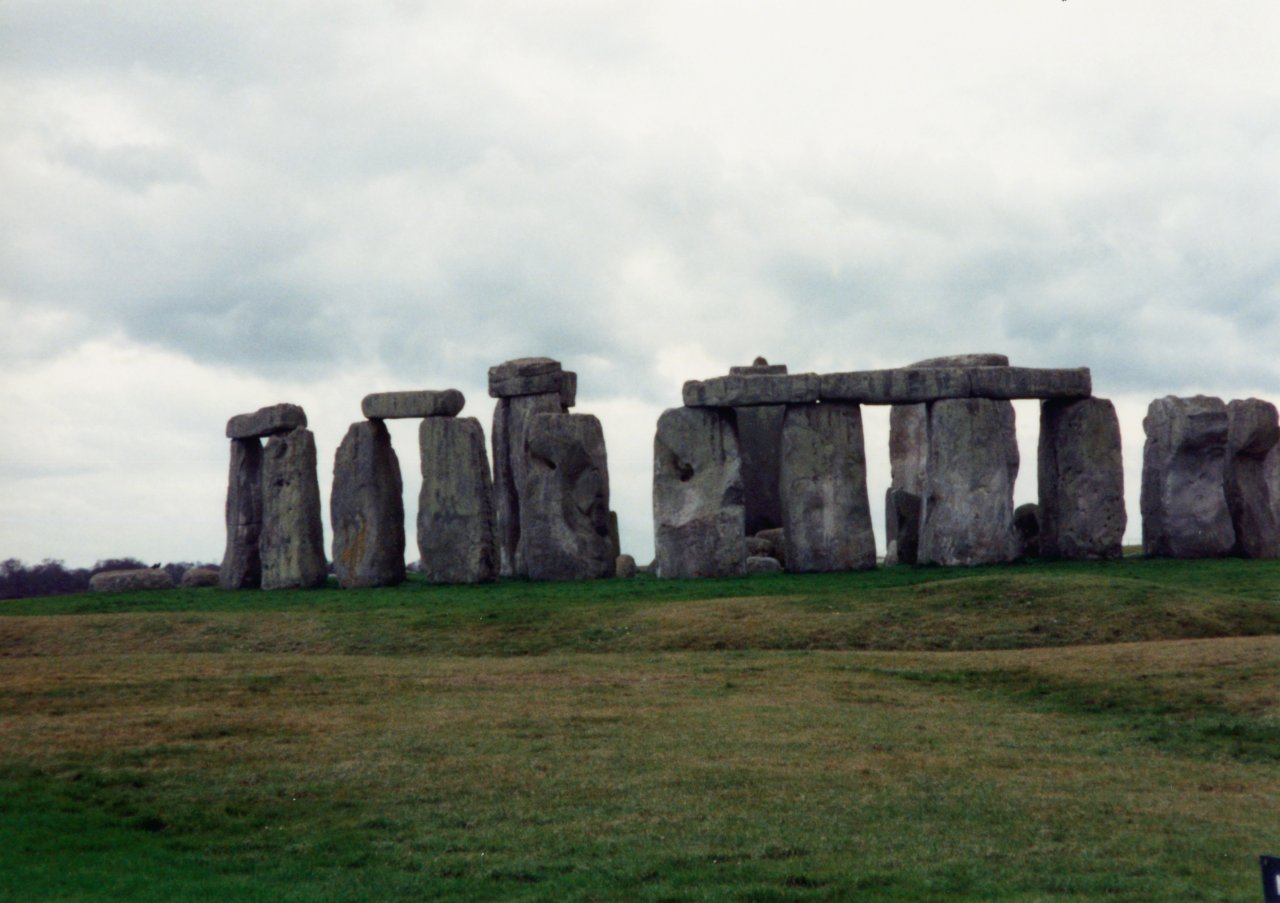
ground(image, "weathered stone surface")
xmin=559 ymin=371 xmax=577 ymax=409
xmin=181 ymin=566 xmax=220 ymax=588
xmin=607 ymin=511 xmax=621 ymax=561
xmin=653 ymin=407 xmax=745 ymax=578
xmin=331 ymin=420 xmax=405 ymax=589
xmin=755 ymin=528 xmax=786 ymax=567
xmin=889 ymin=405 xmax=928 ymax=497
xmin=1267 ymin=443 xmax=1280 ymax=540
xmin=909 ymin=353 xmax=1009 ymax=368
xmin=518 ymin=413 xmax=613 ymax=581
xmin=746 ymin=555 xmax=783 ymax=574
xmin=1225 ymin=398 xmax=1280 ymax=558
xmin=616 ymin=554 xmax=637 ymax=578
xmin=361 ymin=389 xmax=464 ymax=420
xmin=418 ymin=417 xmax=498 ymax=584
xmin=1038 ymin=397 xmax=1125 ymax=560
xmin=969 ymin=367 xmax=1091 ymax=400
xmin=90 ymin=568 xmax=174 ymax=592
xmin=745 ymin=536 xmax=773 ymax=557
xmin=1014 ymin=503 xmax=1041 ymax=559
xmin=884 ymin=488 xmax=922 ymax=566
xmin=683 ymin=373 xmax=820 ymax=407
xmin=918 ymin=398 xmax=1020 ymax=566
xmin=492 ymin=392 xmax=564 ymax=576
xmin=735 ymin=404 xmax=786 ymax=535
xmin=819 ymin=367 xmax=1089 ymax=404
xmin=219 ymin=438 xmax=262 ymax=590
xmin=779 ymin=403 xmax=876 ymax=572
xmin=226 ymin=403 xmax=307 ymax=440
xmin=820 ymin=368 xmax=972 ymax=404
xmin=488 ymin=357 xmax=576 ymax=400
xmin=1141 ymin=396 xmax=1235 ymax=558
xmin=260 ymin=428 xmax=328 ymax=590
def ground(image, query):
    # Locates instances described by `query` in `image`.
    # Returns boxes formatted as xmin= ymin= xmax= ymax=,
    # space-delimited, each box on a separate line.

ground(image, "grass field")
xmin=2 ymin=559 xmax=1278 ymax=901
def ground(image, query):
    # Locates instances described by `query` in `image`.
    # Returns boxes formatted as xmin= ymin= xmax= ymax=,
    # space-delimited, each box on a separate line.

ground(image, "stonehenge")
xmin=1038 ymin=398 xmax=1126 ymax=560
xmin=331 ymin=420 xmax=405 ymax=589
xmin=260 ymin=426 xmax=328 ymax=589
xmin=518 ymin=413 xmax=614 ymax=581
xmin=220 ymin=404 xmax=326 ymax=590
xmin=779 ymin=402 xmax=876 ymax=572
xmin=652 ymin=406 xmax=746 ymax=578
xmin=1140 ymin=396 xmax=1235 ymax=559
xmin=417 ymin=416 xmax=498 ymax=584
xmin=217 ymin=353 xmax=1280 ymax=592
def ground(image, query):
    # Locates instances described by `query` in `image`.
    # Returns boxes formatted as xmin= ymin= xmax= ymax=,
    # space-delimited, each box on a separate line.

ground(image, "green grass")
xmin=1 ymin=559 xmax=1278 ymax=901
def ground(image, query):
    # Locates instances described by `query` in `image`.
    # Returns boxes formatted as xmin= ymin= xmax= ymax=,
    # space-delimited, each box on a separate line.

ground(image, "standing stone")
xmin=492 ymin=392 xmax=564 ymax=576
xmin=779 ymin=402 xmax=876 ymax=572
xmin=1038 ymin=397 xmax=1126 ymax=560
xmin=330 ymin=420 xmax=405 ymax=589
xmin=884 ymin=487 xmax=922 ymax=566
xmin=918 ymin=398 xmax=1020 ymax=566
xmin=886 ymin=354 xmax=1008 ymax=565
xmin=729 ymin=359 xmax=788 ymax=535
xmin=260 ymin=428 xmax=328 ymax=589
xmin=1140 ymin=396 xmax=1235 ymax=558
xmin=1225 ymin=398 xmax=1280 ymax=558
xmin=518 ymin=413 xmax=613 ymax=581
xmin=418 ymin=417 xmax=498 ymax=584
xmin=220 ymin=438 xmax=263 ymax=590
xmin=736 ymin=405 xmax=786 ymax=535
xmin=653 ymin=407 xmax=745 ymax=578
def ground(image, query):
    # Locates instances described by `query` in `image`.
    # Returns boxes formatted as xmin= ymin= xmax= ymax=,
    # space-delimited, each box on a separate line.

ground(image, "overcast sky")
xmin=3 ymin=0 xmax=1280 ymax=569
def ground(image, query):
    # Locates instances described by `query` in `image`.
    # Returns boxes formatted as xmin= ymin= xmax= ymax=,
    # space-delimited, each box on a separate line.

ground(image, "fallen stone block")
xmin=616 ymin=554 xmax=637 ymax=579
xmin=181 ymin=566 xmax=220 ymax=588
xmin=226 ymin=403 xmax=308 ymax=439
xmin=746 ymin=555 xmax=783 ymax=574
xmin=90 ymin=568 xmax=174 ymax=592
xmin=361 ymin=390 xmax=464 ymax=420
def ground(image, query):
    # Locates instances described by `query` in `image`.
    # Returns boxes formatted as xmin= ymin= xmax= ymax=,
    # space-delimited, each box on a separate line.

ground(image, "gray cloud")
xmin=5 ymin=0 xmax=1280 ymax=565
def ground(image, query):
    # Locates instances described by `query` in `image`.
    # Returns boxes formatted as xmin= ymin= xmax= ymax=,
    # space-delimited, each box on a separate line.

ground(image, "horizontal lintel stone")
xmin=682 ymin=373 xmax=820 ymax=407
xmin=968 ymin=367 xmax=1091 ymax=400
xmin=226 ymin=403 xmax=307 ymax=439
xmin=362 ymin=389 xmax=465 ymax=420
xmin=820 ymin=369 xmax=972 ymax=404
xmin=488 ymin=358 xmax=566 ymax=398
xmin=728 ymin=363 xmax=789 ymax=376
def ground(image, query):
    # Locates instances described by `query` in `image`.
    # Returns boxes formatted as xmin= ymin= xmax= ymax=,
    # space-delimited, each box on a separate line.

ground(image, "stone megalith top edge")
xmin=226 ymin=403 xmax=308 ymax=439
xmin=907 ymin=353 xmax=1010 ymax=368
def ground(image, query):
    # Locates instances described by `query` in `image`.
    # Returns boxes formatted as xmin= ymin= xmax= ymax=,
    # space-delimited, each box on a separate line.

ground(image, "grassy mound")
xmin=1 ymin=559 xmax=1277 ymax=901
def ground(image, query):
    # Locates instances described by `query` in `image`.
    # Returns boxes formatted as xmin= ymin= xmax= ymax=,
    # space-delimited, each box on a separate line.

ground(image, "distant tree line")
xmin=0 ymin=559 xmax=217 ymax=600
